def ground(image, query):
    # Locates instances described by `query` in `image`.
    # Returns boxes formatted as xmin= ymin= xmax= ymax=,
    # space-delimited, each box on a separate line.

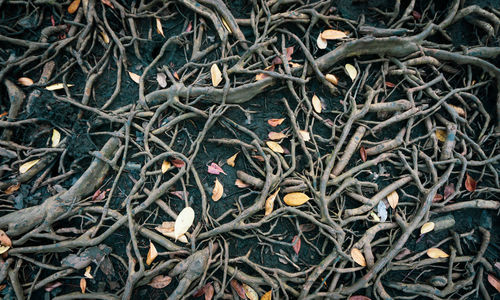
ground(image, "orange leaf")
xmin=435 ymin=129 xmax=446 ymax=142
xmin=465 ymin=173 xmax=477 ymax=192
xmin=4 ymin=183 xmax=20 ymax=195
xmin=68 ymin=0 xmax=81 ymax=14
xmin=212 ymin=178 xmax=223 ymax=201
xmin=227 ymin=152 xmax=238 ymax=167
xmin=350 ymin=248 xmax=366 ymax=267
xmin=101 ymin=0 xmax=114 ymax=8
xmin=261 ymin=290 xmax=272 ymax=300
xmin=386 ymin=190 xmax=399 ymax=209
xmin=235 ymin=179 xmax=250 ymax=188
xmin=230 ymin=280 xmax=246 ymax=299
xmin=385 ymin=81 xmax=395 ymax=88
xmin=148 ymin=275 xmax=172 ymax=289
xmin=80 ymin=278 xmax=86 ymax=293
xmin=360 ymin=146 xmax=367 ymax=162
xmin=146 ymin=241 xmax=158 ymax=265
xmin=283 ymin=192 xmax=309 ymax=206
xmin=488 ymin=273 xmax=500 ymax=293
xmin=267 ymin=118 xmax=285 ymax=127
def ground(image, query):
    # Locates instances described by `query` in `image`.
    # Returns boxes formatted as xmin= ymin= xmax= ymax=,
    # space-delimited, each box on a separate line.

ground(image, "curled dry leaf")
xmin=426 ymin=247 xmax=449 ymax=258
xmin=488 ymin=273 xmax=500 ymax=292
xmin=291 ymin=235 xmax=301 ymax=255
xmin=156 ymin=18 xmax=164 ymax=37
xmin=208 ymin=162 xmax=226 ymax=175
xmin=386 ymin=190 xmax=399 ymax=209
xmin=435 ymin=129 xmax=446 ymax=142
xmin=174 ymin=207 xmax=195 ymax=239
xmin=465 ymin=173 xmax=477 ymax=192
xmin=312 ymin=94 xmax=322 ymax=113
xmin=267 ymin=118 xmax=285 ymax=127
xmin=317 ymin=34 xmax=327 ymax=49
xmin=265 ymin=188 xmax=280 ymax=216
xmin=149 ymin=275 xmax=172 ymax=289
xmin=350 ymin=248 xmax=366 ymax=267
xmin=420 ymin=222 xmax=435 ymax=235
xmin=156 ymin=222 xmax=188 ymax=243
xmin=321 ymin=29 xmax=347 ymax=40
xmin=227 ymin=152 xmax=238 ymax=167
xmin=243 ymin=284 xmax=259 ymax=300
xmin=268 ymin=131 xmax=287 ymax=140
xmin=146 ymin=241 xmax=158 ymax=265
xmin=345 ymin=64 xmax=357 ymax=81
xmin=51 ymin=129 xmax=61 ymax=147
xmin=161 ymin=160 xmax=171 ymax=174
xmin=299 ymin=130 xmax=310 ymax=141
xmin=80 ymin=278 xmax=86 ymax=293
xmin=84 ymin=266 xmax=93 ymax=279
xmin=4 ymin=183 xmax=20 ymax=195
xmin=230 ymin=280 xmax=247 ymax=299
xmin=17 ymin=77 xmax=34 ymax=86
xmin=283 ymin=192 xmax=309 ymax=206
xmin=19 ymin=159 xmax=39 ymax=174
xmin=235 ymin=179 xmax=250 ymax=188
xmin=261 ymin=290 xmax=272 ymax=300
xmin=266 ymin=141 xmax=284 ymax=154
xmin=212 ymin=178 xmax=224 ymax=201
xmin=46 ymin=83 xmax=74 ymax=91
xmin=128 ymin=71 xmax=140 ymax=84
xmin=156 ymin=72 xmax=167 ymax=88
xmin=360 ymin=146 xmax=367 ymax=162
xmin=210 ymin=64 xmax=222 ymax=87
xmin=68 ymin=0 xmax=81 ymax=14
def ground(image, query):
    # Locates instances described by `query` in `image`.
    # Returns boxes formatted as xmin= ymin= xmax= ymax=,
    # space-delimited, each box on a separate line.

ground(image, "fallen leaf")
xmin=312 ymin=94 xmax=322 ymax=113
xmin=91 ymin=188 xmax=109 ymax=202
xmin=265 ymin=188 xmax=280 ymax=216
xmin=210 ymin=64 xmax=222 ymax=87
xmin=325 ymin=74 xmax=338 ymax=85
xmin=68 ymin=0 xmax=81 ymax=14
xmin=0 ymin=246 xmax=9 ymax=255
xmin=255 ymin=64 xmax=275 ymax=81
xmin=156 ymin=222 xmax=188 ymax=243
xmin=19 ymin=159 xmax=39 ymax=174
xmin=351 ymin=248 xmax=366 ymax=267
xmin=235 ymin=179 xmax=250 ymax=188
xmin=268 ymin=118 xmax=285 ymax=127
xmin=385 ymin=81 xmax=395 ymax=88
xmin=128 ymin=71 xmax=140 ymax=84
xmin=345 ymin=64 xmax=357 ymax=81
xmin=449 ymin=104 xmax=465 ymax=117
xmin=101 ymin=0 xmax=114 ymax=8
xmin=261 ymin=290 xmax=272 ymax=300
xmin=292 ymin=235 xmax=301 ymax=255
xmin=156 ymin=73 xmax=167 ymax=88
xmin=433 ymin=194 xmax=443 ymax=202
xmin=435 ymin=129 xmax=446 ymax=142
xmin=489 ymin=273 xmax=500 ymax=292
xmin=266 ymin=141 xmax=284 ymax=153
xmin=317 ymin=34 xmax=327 ymax=49
xmin=0 ymin=112 xmax=7 ymax=118
xmin=299 ymin=130 xmax=310 ymax=141
xmin=212 ymin=178 xmax=223 ymax=201
xmin=100 ymin=31 xmax=109 ymax=44
xmin=426 ymin=248 xmax=449 ymax=258
xmin=174 ymin=207 xmax=195 ymax=239
xmin=161 ymin=160 xmax=171 ymax=173
xmin=221 ymin=17 xmax=232 ymax=33
xmin=349 ymin=296 xmax=371 ymax=300
xmin=465 ymin=173 xmax=477 ymax=192
xmin=149 ymin=275 xmax=172 ymax=289
xmin=443 ymin=183 xmax=454 ymax=199
xmin=231 ymin=280 xmax=247 ymax=299
xmin=46 ymin=83 xmax=74 ymax=91
xmin=194 ymin=282 xmax=215 ymax=298
xmin=289 ymin=62 xmax=302 ymax=68
xmin=4 ymin=183 xmax=20 ymax=195
xmin=156 ymin=18 xmax=164 ymax=37
xmin=208 ymin=162 xmax=226 ymax=175
xmin=321 ymin=29 xmax=347 ymax=40
xmin=173 ymin=72 xmax=180 ymax=80
xmin=420 ymin=222 xmax=435 ymax=235
xmin=51 ymin=129 xmax=61 ymax=147
xmin=283 ymin=192 xmax=309 ymax=206
xmin=45 ymin=282 xmax=62 ymax=292
xmin=227 ymin=152 xmax=238 ymax=167
xmin=268 ymin=131 xmax=287 ymax=140
xmin=17 ymin=77 xmax=34 ymax=86
xmin=0 ymin=285 xmax=5 ymax=292
xmin=377 ymin=201 xmax=387 ymax=222
xmin=170 ymin=158 xmax=185 ymax=168
xmin=146 ymin=241 xmax=158 ymax=265
xmin=84 ymin=266 xmax=93 ymax=279
xmin=370 ymin=211 xmax=380 ymax=222
xmin=80 ymin=278 xmax=86 ymax=293
xmin=243 ymin=284 xmax=258 ymax=300
xmin=387 ymin=190 xmax=399 ymax=209
xmin=186 ymin=21 xmax=192 ymax=32
xmin=360 ymin=146 xmax=367 ymax=162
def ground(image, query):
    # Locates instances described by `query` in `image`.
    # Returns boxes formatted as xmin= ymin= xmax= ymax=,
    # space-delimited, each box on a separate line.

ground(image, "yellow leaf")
xmin=283 ymin=192 xmax=309 ymax=206
xmin=174 ymin=207 xmax=195 ymax=239
xmin=17 ymin=77 xmax=34 ymax=86
xmin=68 ymin=0 xmax=80 ymax=14
xmin=299 ymin=130 xmax=310 ymax=141
xmin=345 ymin=64 xmax=357 ymax=81
xmin=325 ymin=74 xmax=338 ymax=85
xmin=156 ymin=18 xmax=164 ymax=37
xmin=435 ymin=129 xmax=446 ymax=142
xmin=370 ymin=211 xmax=380 ymax=222
xmin=227 ymin=152 xmax=238 ymax=167
xmin=265 ymin=188 xmax=280 ymax=216
xmin=128 ymin=71 xmax=140 ymax=84
xmin=426 ymin=247 xmax=449 ymax=258
xmin=420 ymin=222 xmax=435 ymax=235
xmin=221 ymin=18 xmax=232 ymax=34
xmin=212 ymin=178 xmax=224 ymax=201
xmin=449 ymin=104 xmax=465 ymax=117
xmin=0 ymin=245 xmax=10 ymax=255
xmin=261 ymin=290 xmax=272 ymax=300
xmin=161 ymin=160 xmax=171 ymax=174
xmin=51 ymin=129 xmax=61 ymax=147
xmin=387 ymin=190 xmax=399 ymax=209
xmin=350 ymin=248 xmax=366 ymax=267
xmin=146 ymin=241 xmax=158 ymax=265
xmin=19 ymin=159 xmax=39 ymax=174
xmin=100 ymin=31 xmax=110 ymax=44
xmin=321 ymin=29 xmax=347 ymax=40
xmin=46 ymin=83 xmax=74 ymax=91
xmin=266 ymin=141 xmax=284 ymax=153
xmin=156 ymin=222 xmax=188 ymax=243
xmin=211 ymin=64 xmax=222 ymax=87
xmin=317 ymin=34 xmax=327 ymax=49
xmin=80 ymin=278 xmax=86 ymax=293
xmin=243 ymin=284 xmax=259 ymax=300
xmin=268 ymin=131 xmax=287 ymax=140
xmin=312 ymin=94 xmax=322 ymax=113
xmin=84 ymin=266 xmax=93 ymax=279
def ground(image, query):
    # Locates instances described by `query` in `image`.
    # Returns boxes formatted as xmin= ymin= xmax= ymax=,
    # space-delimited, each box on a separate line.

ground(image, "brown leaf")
xmin=17 ymin=77 xmax=34 ymax=86
xmin=317 ymin=34 xmax=328 ymax=49
xmin=268 ymin=131 xmax=287 ymax=140
xmin=312 ymin=94 xmax=322 ymax=113
xmin=443 ymin=183 xmax=454 ymax=199
xmin=385 ymin=81 xmax=395 ymax=88
xmin=291 ymin=235 xmax=301 ymax=255
xmin=386 ymin=190 xmax=399 ymax=209
xmin=212 ymin=178 xmax=223 ymax=201
xmin=465 ymin=173 xmax=477 ymax=192
xmin=360 ymin=146 xmax=367 ymax=162
xmin=488 ymin=273 xmax=500 ymax=292
xmin=325 ymin=74 xmax=338 ymax=85
xmin=235 ymin=179 xmax=250 ymax=188
xmin=211 ymin=64 xmax=222 ymax=87
xmin=321 ymin=29 xmax=347 ymax=40
xmin=420 ymin=222 xmax=435 ymax=235
xmin=4 ymin=183 xmax=20 ymax=195
xmin=261 ymin=290 xmax=272 ymax=300
xmin=227 ymin=152 xmax=238 ymax=167
xmin=433 ymin=194 xmax=443 ymax=202
xmin=350 ymin=248 xmax=366 ymax=267
xmin=128 ymin=71 xmax=140 ymax=84
xmin=80 ymin=278 xmax=86 ymax=293
xmin=435 ymin=129 xmax=446 ymax=142
xmin=148 ymin=275 xmax=172 ymax=289
xmin=146 ymin=242 xmax=158 ymax=265
xmin=265 ymin=188 xmax=280 ymax=216
xmin=283 ymin=192 xmax=309 ymax=206
xmin=156 ymin=222 xmax=188 ymax=243
xmin=243 ymin=284 xmax=259 ymax=300
xmin=267 ymin=118 xmax=285 ymax=127
xmin=266 ymin=141 xmax=284 ymax=153
xmin=170 ymin=158 xmax=185 ymax=168
xmin=230 ymin=280 xmax=247 ymax=299
xmin=68 ymin=0 xmax=81 ymax=14
xmin=426 ymin=247 xmax=449 ymax=258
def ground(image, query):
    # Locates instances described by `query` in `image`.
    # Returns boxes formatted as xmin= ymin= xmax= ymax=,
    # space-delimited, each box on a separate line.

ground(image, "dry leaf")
xmin=312 ymin=94 xmax=322 ymax=113
xmin=17 ymin=77 xmax=34 ymax=86
xmin=420 ymin=222 xmax=435 ymax=235
xmin=289 ymin=62 xmax=302 ymax=68
xmin=68 ymin=0 xmax=81 ymax=14
xmin=255 ymin=64 xmax=275 ymax=81
xmin=161 ymin=160 xmax=171 ymax=174
xmin=435 ymin=129 xmax=446 ymax=142
xmin=146 ymin=241 xmax=158 ymax=265
xmin=156 ymin=18 xmax=164 ymax=37
xmin=149 ymin=275 xmax=172 ymax=289
xmin=186 ymin=21 xmax=192 ymax=32
xmin=433 ymin=194 xmax=443 ymax=202
xmin=46 ymin=83 xmax=74 ymax=91
xmin=208 ymin=163 xmax=226 ymax=175
xmin=212 ymin=178 xmax=223 ymax=201
xmin=345 ymin=64 xmax=357 ymax=81
xmin=221 ymin=18 xmax=232 ymax=34
xmin=426 ymin=248 xmax=449 ymax=258
xmin=360 ymin=146 xmax=367 ymax=162
xmin=210 ymin=64 xmax=222 ymax=87
xmin=465 ymin=173 xmax=477 ymax=192
xmin=268 ymin=131 xmax=287 ymax=140
xmin=4 ymin=183 xmax=20 ymax=195
xmin=156 ymin=73 xmax=167 ymax=88
xmin=265 ymin=188 xmax=280 ymax=216
xmin=252 ymin=155 xmax=265 ymax=162
xmin=488 ymin=273 xmax=500 ymax=293
xmin=412 ymin=10 xmax=421 ymax=20
xmin=268 ymin=118 xmax=285 ymax=127
xmin=227 ymin=152 xmax=238 ymax=167
xmin=19 ymin=159 xmax=39 ymax=174
xmin=0 ymin=246 xmax=9 ymax=255
xmin=235 ymin=179 xmax=250 ymax=188
xmin=370 ymin=211 xmax=380 ymax=222
xmin=283 ymin=192 xmax=309 ymax=206
xmin=325 ymin=74 xmax=338 ymax=85
xmin=101 ymin=0 xmax=114 ymax=8
xmin=231 ymin=280 xmax=246 ymax=299
xmin=128 ymin=71 xmax=140 ymax=84
xmin=243 ymin=284 xmax=258 ymax=300
xmin=321 ymin=29 xmax=347 ymax=40
xmin=266 ymin=141 xmax=284 ymax=153
xmin=84 ymin=266 xmax=93 ymax=279
xmin=349 ymin=296 xmax=372 ymax=300
xmin=449 ymin=104 xmax=465 ymax=117
xmin=261 ymin=290 xmax=272 ymax=300
xmin=174 ymin=207 xmax=195 ymax=239
xmin=351 ymin=248 xmax=366 ymax=267
xmin=170 ymin=158 xmax=185 ymax=168
xmin=387 ymin=191 xmax=399 ymax=209
xmin=0 ymin=229 xmax=10 ymax=246
xmin=317 ymin=34 xmax=327 ymax=49
xmin=299 ymin=130 xmax=310 ymax=141
xmin=51 ymin=129 xmax=61 ymax=147
xmin=292 ymin=235 xmax=301 ymax=255
xmin=80 ymin=278 xmax=86 ymax=293
xmin=100 ymin=31 xmax=110 ymax=44
xmin=385 ymin=81 xmax=395 ymax=88
xmin=156 ymin=222 xmax=188 ymax=243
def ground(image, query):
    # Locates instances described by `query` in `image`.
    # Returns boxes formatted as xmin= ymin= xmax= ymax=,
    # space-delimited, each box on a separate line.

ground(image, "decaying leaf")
xmin=231 ymin=280 xmax=247 ymax=299
xmin=243 ymin=284 xmax=259 ymax=300
xmin=267 ymin=118 xmax=285 ymax=127
xmin=146 ymin=241 xmax=158 ymax=265
xmin=4 ymin=183 xmax=20 ymax=195
xmin=17 ymin=77 xmax=34 ymax=86
xmin=174 ymin=207 xmax=195 ymax=239
xmin=265 ymin=188 xmax=280 ymax=216
xmin=426 ymin=247 xmax=449 ymax=258
xmin=350 ymin=248 xmax=366 ymax=267
xmin=235 ymin=179 xmax=250 ymax=188
xmin=227 ymin=152 xmax=238 ymax=167
xmin=84 ymin=266 xmax=93 ymax=279
xmin=212 ymin=178 xmax=223 ymax=201
xmin=465 ymin=173 xmax=477 ymax=192
xmin=360 ymin=146 xmax=367 ymax=162
xmin=435 ymin=129 xmax=446 ymax=142
xmin=325 ymin=74 xmax=338 ymax=85
xmin=387 ymin=190 xmax=399 ymax=209
xmin=345 ymin=64 xmax=357 ymax=81
xmin=46 ymin=83 xmax=74 ymax=91
xmin=19 ymin=159 xmax=39 ymax=174
xmin=128 ymin=71 xmax=140 ymax=84
xmin=312 ymin=94 xmax=322 ymax=113
xmin=321 ymin=29 xmax=347 ymax=40
xmin=488 ymin=273 xmax=500 ymax=293
xmin=268 ymin=131 xmax=287 ymax=140
xmin=292 ymin=235 xmax=301 ymax=255
xmin=299 ymin=130 xmax=310 ymax=141
xmin=283 ymin=192 xmax=309 ymax=206
xmin=211 ymin=64 xmax=222 ymax=87
xmin=208 ymin=162 xmax=226 ymax=175
xmin=420 ymin=222 xmax=435 ymax=235
xmin=156 ymin=18 xmax=164 ymax=37
xmin=148 ymin=275 xmax=172 ymax=289
xmin=266 ymin=141 xmax=284 ymax=153
xmin=317 ymin=34 xmax=327 ymax=49
xmin=155 ymin=222 xmax=188 ymax=243
xmin=52 ymin=129 xmax=61 ymax=147
xmin=156 ymin=72 xmax=167 ymax=88
xmin=261 ymin=290 xmax=272 ymax=300
xmin=68 ymin=0 xmax=81 ymax=14
xmin=161 ymin=160 xmax=171 ymax=173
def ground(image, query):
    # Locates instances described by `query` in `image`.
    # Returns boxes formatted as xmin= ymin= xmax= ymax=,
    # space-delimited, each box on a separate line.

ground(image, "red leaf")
xmin=51 ymin=15 xmax=56 ymax=26
xmin=433 ymin=194 xmax=443 ymax=202
xmin=230 ymin=280 xmax=247 ymax=299
xmin=171 ymin=158 xmax=185 ymax=168
xmin=349 ymin=296 xmax=372 ymax=300
xmin=292 ymin=235 xmax=301 ymax=255
xmin=443 ymin=183 xmax=454 ymax=200
xmin=207 ymin=162 xmax=226 ymax=175
xmin=385 ymin=81 xmax=395 ymax=88
xmin=286 ymin=46 xmax=294 ymax=60
xmin=92 ymin=188 xmax=109 ymax=202
xmin=488 ymin=273 xmax=500 ymax=293
xmin=465 ymin=173 xmax=477 ymax=192
xmin=360 ymin=146 xmax=367 ymax=162
xmin=412 ymin=10 xmax=422 ymax=20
